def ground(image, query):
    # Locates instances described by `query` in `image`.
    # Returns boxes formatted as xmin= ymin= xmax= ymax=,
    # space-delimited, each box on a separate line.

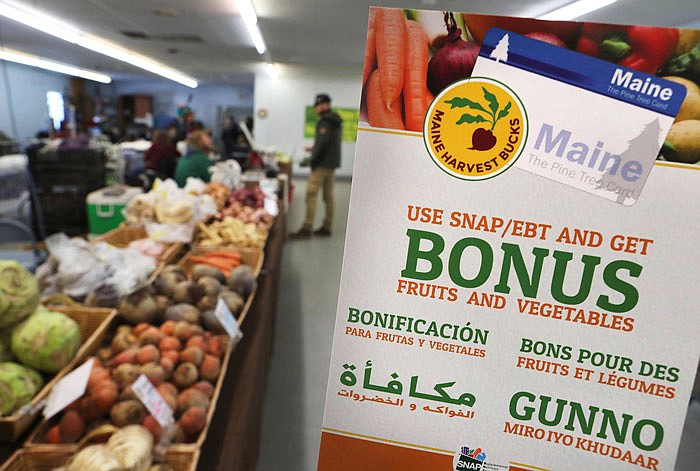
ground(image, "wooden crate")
xmin=0 ymin=446 xmax=199 ymax=471
xmin=92 ymin=225 xmax=184 ymax=265
xmin=0 ymin=306 xmax=117 ymax=443
xmin=25 ymin=334 xmax=234 ymax=455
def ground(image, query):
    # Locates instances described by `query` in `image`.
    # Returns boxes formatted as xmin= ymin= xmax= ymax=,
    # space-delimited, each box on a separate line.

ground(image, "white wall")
xmin=0 ymin=62 xmax=70 ymax=145
xmin=253 ymin=65 xmax=362 ymax=178
xmin=112 ymin=80 xmax=254 ymax=133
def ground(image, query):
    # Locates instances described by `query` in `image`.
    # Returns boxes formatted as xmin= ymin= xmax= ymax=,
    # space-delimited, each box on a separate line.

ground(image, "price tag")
xmin=215 ymin=297 xmax=243 ymax=346
xmin=43 ymin=358 xmax=94 ymax=420
xmin=132 ymin=374 xmax=174 ymax=427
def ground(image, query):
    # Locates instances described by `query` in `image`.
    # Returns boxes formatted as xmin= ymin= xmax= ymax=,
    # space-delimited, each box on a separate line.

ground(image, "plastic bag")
xmin=210 ymin=160 xmax=242 ymax=190
xmin=145 ymin=221 xmax=195 ymax=243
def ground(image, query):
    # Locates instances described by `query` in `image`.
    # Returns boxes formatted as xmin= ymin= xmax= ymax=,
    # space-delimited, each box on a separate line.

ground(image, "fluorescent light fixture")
xmin=0 ymin=48 xmax=112 ymax=83
xmin=539 ymin=0 xmax=618 ymax=21
xmin=0 ymin=0 xmax=198 ymax=88
xmin=246 ymin=23 xmax=267 ymax=54
xmin=237 ymin=0 xmax=258 ymax=27
xmin=236 ymin=0 xmax=267 ymax=55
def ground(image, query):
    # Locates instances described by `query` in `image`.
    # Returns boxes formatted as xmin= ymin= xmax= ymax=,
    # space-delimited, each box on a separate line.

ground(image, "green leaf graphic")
xmin=482 ymin=87 xmax=499 ymax=115
xmin=496 ymin=101 xmax=512 ymax=121
xmin=445 ymin=97 xmax=487 ymax=113
xmin=456 ymin=114 xmax=488 ymax=125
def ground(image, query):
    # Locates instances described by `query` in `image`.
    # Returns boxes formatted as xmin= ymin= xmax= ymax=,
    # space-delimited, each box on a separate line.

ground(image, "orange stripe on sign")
xmin=318 ymin=431 xmax=453 ymax=470
xmin=509 ymin=463 xmax=552 ymax=471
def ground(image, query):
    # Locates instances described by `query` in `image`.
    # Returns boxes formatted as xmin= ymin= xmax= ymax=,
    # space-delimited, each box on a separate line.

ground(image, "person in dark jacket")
xmin=144 ymin=129 xmax=180 ymax=178
xmin=291 ymin=93 xmax=343 ymax=239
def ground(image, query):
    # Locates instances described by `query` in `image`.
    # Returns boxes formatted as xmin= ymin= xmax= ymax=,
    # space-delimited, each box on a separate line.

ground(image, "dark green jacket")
xmin=310 ymin=110 xmax=342 ymax=169
xmin=174 ymin=151 xmax=212 ymax=187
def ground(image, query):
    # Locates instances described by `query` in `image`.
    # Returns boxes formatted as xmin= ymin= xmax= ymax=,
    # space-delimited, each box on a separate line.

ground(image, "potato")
xmin=110 ymin=400 xmax=146 ymax=427
xmin=191 ymin=264 xmax=226 ymax=284
xmin=164 ymin=304 xmax=201 ymax=324
xmin=665 ymin=120 xmax=700 ymax=164
xmin=662 ymin=76 xmax=700 ymax=122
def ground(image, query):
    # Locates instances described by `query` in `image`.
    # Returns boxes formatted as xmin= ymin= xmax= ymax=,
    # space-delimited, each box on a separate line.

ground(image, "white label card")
xmin=132 ymin=374 xmax=174 ymax=427
xmin=43 ymin=358 xmax=94 ymax=420
xmin=215 ymin=297 xmax=243 ymax=345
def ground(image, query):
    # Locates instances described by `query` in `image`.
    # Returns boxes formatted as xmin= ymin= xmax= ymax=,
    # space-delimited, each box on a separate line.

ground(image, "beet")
xmin=427 ymin=12 xmax=480 ymax=96
xmin=469 ymin=128 xmax=497 ymax=151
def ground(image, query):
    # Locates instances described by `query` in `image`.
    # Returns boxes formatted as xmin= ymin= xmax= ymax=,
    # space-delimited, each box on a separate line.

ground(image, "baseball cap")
xmin=314 ymin=93 xmax=331 ymax=106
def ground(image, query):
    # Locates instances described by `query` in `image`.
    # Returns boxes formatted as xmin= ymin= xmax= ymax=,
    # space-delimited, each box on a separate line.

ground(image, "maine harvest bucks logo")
xmin=424 ymin=77 xmax=527 ymax=180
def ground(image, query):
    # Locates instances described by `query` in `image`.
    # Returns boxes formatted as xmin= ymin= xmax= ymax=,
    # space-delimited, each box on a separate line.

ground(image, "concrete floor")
xmin=257 ymin=178 xmax=700 ymax=471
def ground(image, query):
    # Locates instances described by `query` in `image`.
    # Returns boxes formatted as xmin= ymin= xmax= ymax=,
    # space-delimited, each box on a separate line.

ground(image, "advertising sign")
xmin=319 ymin=8 xmax=700 ymax=471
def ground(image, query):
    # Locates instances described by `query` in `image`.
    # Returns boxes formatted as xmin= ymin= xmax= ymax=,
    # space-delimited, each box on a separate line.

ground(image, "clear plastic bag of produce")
xmin=145 ymin=221 xmax=196 ymax=243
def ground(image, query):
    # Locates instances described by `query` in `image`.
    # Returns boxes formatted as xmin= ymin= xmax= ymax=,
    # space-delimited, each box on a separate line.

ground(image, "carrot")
xmin=188 ymin=255 xmax=240 ymax=268
xmin=362 ymin=9 xmax=377 ymax=89
xmin=366 ymin=70 xmax=404 ymax=130
xmin=192 ymin=259 xmax=233 ymax=275
xmin=204 ymin=251 xmax=241 ymax=260
xmin=403 ymin=20 xmax=430 ymax=132
xmin=375 ymin=8 xmax=407 ymax=108
xmin=425 ymin=89 xmax=434 ymax=111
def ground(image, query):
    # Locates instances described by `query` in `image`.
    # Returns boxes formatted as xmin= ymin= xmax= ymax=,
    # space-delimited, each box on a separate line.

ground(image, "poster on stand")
xmin=319 ymin=7 xmax=700 ymax=471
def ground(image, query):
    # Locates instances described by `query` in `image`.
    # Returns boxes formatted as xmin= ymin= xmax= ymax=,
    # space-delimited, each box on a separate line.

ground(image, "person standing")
xmin=290 ymin=93 xmax=343 ymax=239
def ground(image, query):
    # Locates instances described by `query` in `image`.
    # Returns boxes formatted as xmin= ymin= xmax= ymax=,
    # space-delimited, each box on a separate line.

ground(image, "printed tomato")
xmin=464 ymin=14 xmax=581 ymax=47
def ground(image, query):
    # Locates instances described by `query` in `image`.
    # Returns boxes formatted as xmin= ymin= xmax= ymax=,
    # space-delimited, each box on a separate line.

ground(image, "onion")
xmin=427 ymin=12 xmax=481 ymax=96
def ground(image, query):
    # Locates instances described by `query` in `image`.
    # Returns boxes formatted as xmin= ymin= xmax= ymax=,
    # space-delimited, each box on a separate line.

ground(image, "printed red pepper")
xmin=576 ymin=23 xmax=679 ymax=75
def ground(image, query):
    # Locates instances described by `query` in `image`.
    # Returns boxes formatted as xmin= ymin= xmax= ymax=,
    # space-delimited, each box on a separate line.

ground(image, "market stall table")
xmin=0 ymin=211 xmax=286 ymax=470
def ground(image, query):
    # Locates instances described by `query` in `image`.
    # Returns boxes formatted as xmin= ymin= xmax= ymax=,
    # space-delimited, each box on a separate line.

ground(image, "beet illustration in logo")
xmin=445 ymin=87 xmax=512 ymax=151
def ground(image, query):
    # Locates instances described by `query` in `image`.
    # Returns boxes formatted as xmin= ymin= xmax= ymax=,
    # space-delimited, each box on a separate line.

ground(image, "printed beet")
xmin=469 ymin=128 xmax=497 ymax=151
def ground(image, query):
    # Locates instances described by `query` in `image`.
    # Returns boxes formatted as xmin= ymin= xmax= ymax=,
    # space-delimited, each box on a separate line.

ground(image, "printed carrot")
xmin=425 ymin=89 xmax=434 ymax=110
xmin=362 ymin=9 xmax=377 ymax=89
xmin=404 ymin=20 xmax=430 ymax=132
xmin=367 ymin=70 xmax=405 ymax=130
xmin=375 ymin=8 xmax=407 ymax=108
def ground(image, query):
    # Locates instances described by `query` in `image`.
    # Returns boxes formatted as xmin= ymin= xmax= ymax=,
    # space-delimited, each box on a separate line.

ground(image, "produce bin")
xmin=25 ymin=333 xmax=234 ymax=459
xmin=0 ymin=446 xmax=199 ymax=471
xmin=178 ymin=246 xmax=263 ymax=326
xmin=91 ymin=225 xmax=184 ymax=265
xmin=180 ymin=246 xmax=264 ymax=278
xmin=0 ymin=306 xmax=117 ymax=443
xmin=86 ymin=186 xmax=142 ymax=235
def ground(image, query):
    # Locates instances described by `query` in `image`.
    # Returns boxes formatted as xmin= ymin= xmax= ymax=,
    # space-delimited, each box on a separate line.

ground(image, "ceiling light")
xmin=237 ymin=0 xmax=258 ymax=27
xmin=236 ymin=0 xmax=267 ymax=55
xmin=0 ymin=48 xmax=111 ymax=83
xmin=0 ymin=0 xmax=197 ymax=87
xmin=538 ymin=0 xmax=619 ymax=21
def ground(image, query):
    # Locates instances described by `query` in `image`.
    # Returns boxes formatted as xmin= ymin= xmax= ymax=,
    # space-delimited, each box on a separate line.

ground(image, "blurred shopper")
xmin=221 ymin=116 xmax=241 ymax=158
xmin=290 ymin=93 xmax=343 ymax=239
xmin=145 ymin=129 xmax=180 ymax=179
xmin=174 ymin=130 xmax=213 ymax=186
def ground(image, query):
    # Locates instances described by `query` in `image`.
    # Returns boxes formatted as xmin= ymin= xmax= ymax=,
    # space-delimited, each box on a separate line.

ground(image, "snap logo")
xmin=423 ymin=77 xmax=528 ymax=181
xmin=453 ymin=445 xmax=487 ymax=470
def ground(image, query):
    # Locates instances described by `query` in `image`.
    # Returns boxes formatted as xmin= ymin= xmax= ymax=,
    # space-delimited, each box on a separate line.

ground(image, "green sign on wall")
xmin=304 ymin=106 xmax=359 ymax=142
